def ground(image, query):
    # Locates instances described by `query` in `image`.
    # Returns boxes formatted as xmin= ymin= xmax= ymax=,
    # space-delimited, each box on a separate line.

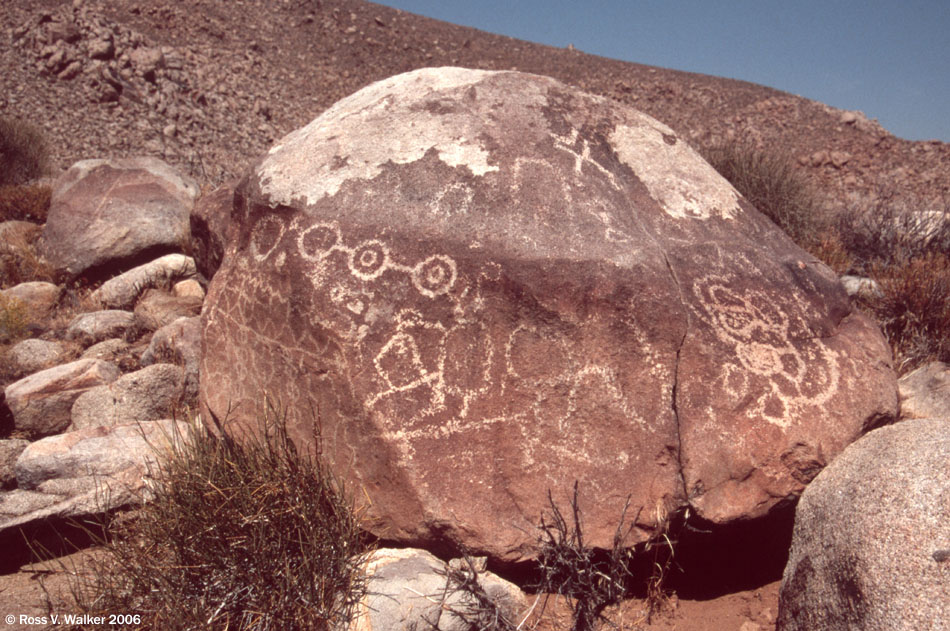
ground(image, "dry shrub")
xmin=70 ymin=406 xmax=371 ymax=631
xmin=866 ymin=252 xmax=950 ymax=373
xmin=0 ymin=117 xmax=50 ymax=186
xmin=0 ymin=292 xmax=29 ymax=343
xmin=700 ymin=140 xmax=827 ymax=249
xmin=835 ymin=193 xmax=950 ymax=274
xmin=0 ymin=183 xmax=52 ymax=223
xmin=533 ymin=482 xmax=638 ymax=631
xmin=0 ymin=225 xmax=56 ymax=288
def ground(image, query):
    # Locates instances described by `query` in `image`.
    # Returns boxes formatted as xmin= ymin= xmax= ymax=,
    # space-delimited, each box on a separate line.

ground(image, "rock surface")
xmin=777 ymin=418 xmax=949 ymax=631
xmin=90 ymin=253 xmax=197 ymax=310
xmin=132 ymin=288 xmax=202 ymax=332
xmin=1 ymin=420 xmax=189 ymax=534
xmin=350 ymin=548 xmax=526 ymax=631
xmin=39 ymin=157 xmax=198 ymax=280
xmin=0 ymin=282 xmax=62 ymax=319
xmin=201 ymin=68 xmax=898 ymax=560
xmin=69 ymin=363 xmax=184 ymax=430
xmin=65 ymin=309 xmax=136 ymax=345
xmin=140 ymin=316 xmax=201 ymax=401
xmin=4 ymin=359 xmax=120 ymax=438
xmin=8 ymin=339 xmax=69 ymax=375
xmin=898 ymin=361 xmax=950 ymax=419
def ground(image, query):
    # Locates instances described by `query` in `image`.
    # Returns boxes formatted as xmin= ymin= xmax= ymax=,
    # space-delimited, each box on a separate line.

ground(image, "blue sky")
xmin=374 ymin=0 xmax=949 ymax=142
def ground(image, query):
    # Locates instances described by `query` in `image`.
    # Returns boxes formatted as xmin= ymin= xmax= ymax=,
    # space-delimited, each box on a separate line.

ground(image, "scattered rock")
xmin=140 ymin=316 xmax=201 ymax=401
xmin=80 ymin=338 xmax=130 ymax=363
xmin=1 ymin=420 xmax=190 ymax=534
xmin=8 ymin=339 xmax=69 ymax=375
xmin=66 ymin=309 xmax=136 ymax=345
xmin=172 ymin=278 xmax=205 ymax=301
xmin=898 ymin=361 xmax=950 ymax=419
xmin=349 ymin=548 xmax=526 ymax=631
xmin=133 ymin=288 xmax=202 ymax=332
xmin=777 ymin=418 xmax=949 ymax=631
xmin=0 ymin=440 xmax=30 ymax=489
xmin=90 ymin=253 xmax=197 ymax=310
xmin=3 ymin=359 xmax=120 ymax=438
xmin=202 ymin=67 xmax=897 ymax=560
xmin=70 ymin=363 xmax=185 ymax=430
xmin=0 ymin=282 xmax=62 ymax=320
xmin=39 ymin=157 xmax=198 ymax=281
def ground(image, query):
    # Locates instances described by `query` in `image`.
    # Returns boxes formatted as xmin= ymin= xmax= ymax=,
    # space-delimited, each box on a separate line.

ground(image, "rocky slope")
xmin=2 ymin=0 xmax=948 ymax=213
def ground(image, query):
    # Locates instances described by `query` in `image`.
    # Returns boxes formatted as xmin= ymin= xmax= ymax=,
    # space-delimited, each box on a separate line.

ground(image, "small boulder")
xmin=39 ymin=157 xmax=198 ymax=280
xmin=1 ymin=282 xmax=62 ymax=320
xmin=838 ymin=275 xmax=883 ymax=301
xmin=0 ymin=439 xmax=30 ymax=489
xmin=8 ymin=338 xmax=69 ymax=375
xmin=90 ymin=253 xmax=197 ymax=310
xmin=1 ymin=420 xmax=190 ymax=534
xmin=777 ymin=418 xmax=950 ymax=631
xmin=66 ymin=309 xmax=136 ymax=345
xmin=133 ymin=289 xmax=202 ymax=332
xmin=80 ymin=338 xmax=131 ymax=363
xmin=70 ymin=363 xmax=184 ymax=430
xmin=3 ymin=359 xmax=120 ymax=437
xmin=140 ymin=316 xmax=201 ymax=401
xmin=349 ymin=548 xmax=526 ymax=631
xmin=898 ymin=361 xmax=950 ymax=419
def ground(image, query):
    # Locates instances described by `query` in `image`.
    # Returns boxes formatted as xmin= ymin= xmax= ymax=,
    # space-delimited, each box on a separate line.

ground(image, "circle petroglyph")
xmin=412 ymin=255 xmax=458 ymax=298
xmin=298 ymin=222 xmax=342 ymax=261
xmin=348 ymin=240 xmax=390 ymax=281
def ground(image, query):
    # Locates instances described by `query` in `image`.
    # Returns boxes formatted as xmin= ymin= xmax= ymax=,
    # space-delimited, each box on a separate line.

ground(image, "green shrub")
xmin=71 ymin=406 xmax=372 ymax=631
xmin=700 ymin=140 xmax=826 ymax=249
xmin=0 ymin=117 xmax=50 ymax=186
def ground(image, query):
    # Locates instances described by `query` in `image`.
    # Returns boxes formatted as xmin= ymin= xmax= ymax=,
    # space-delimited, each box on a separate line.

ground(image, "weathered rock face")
xmin=200 ymin=67 xmax=897 ymax=560
xmin=898 ymin=361 xmax=950 ymax=419
xmin=777 ymin=418 xmax=950 ymax=631
xmin=39 ymin=157 xmax=198 ymax=280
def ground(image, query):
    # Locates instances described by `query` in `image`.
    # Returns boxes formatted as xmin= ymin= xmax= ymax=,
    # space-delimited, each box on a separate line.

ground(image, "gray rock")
xmin=133 ymin=289 xmax=202 ymax=333
xmin=4 ymin=359 xmax=120 ymax=437
xmin=66 ymin=309 xmax=135 ymax=345
xmin=90 ymin=253 xmax=198 ymax=310
xmin=80 ymin=338 xmax=130 ymax=362
xmin=777 ymin=418 xmax=950 ymax=631
xmin=8 ymin=339 xmax=68 ymax=375
xmin=141 ymin=316 xmax=201 ymax=401
xmin=1 ymin=282 xmax=62 ymax=319
xmin=839 ymin=275 xmax=883 ymax=301
xmin=899 ymin=361 xmax=950 ymax=419
xmin=1 ymin=420 xmax=190 ymax=534
xmin=70 ymin=363 xmax=184 ymax=430
xmin=349 ymin=548 xmax=526 ymax=631
xmin=0 ymin=440 xmax=30 ymax=489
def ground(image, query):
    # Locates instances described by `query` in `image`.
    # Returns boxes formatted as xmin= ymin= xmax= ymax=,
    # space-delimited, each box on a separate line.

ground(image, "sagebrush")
xmin=0 ymin=117 xmax=50 ymax=186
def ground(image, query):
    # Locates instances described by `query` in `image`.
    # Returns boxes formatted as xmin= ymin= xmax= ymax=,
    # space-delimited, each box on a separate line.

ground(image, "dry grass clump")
xmin=0 ymin=183 xmax=52 ymax=223
xmin=70 ymin=407 xmax=372 ymax=631
xmin=0 ymin=224 xmax=55 ymax=288
xmin=0 ymin=117 xmax=50 ymax=186
xmin=0 ymin=292 xmax=30 ymax=343
xmin=700 ymin=139 xmax=827 ymax=249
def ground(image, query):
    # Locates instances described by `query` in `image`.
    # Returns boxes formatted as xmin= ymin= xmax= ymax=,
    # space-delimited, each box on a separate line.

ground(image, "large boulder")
xmin=200 ymin=67 xmax=897 ymax=561
xmin=39 ymin=157 xmax=198 ymax=280
xmin=777 ymin=418 xmax=949 ymax=631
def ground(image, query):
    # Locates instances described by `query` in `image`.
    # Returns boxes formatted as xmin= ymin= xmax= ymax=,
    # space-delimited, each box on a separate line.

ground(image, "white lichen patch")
xmin=610 ymin=113 xmax=741 ymax=220
xmin=258 ymin=67 xmax=500 ymax=206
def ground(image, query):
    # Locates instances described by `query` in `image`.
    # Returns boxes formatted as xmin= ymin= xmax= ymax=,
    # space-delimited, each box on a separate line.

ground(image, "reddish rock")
xmin=190 ymin=180 xmax=238 ymax=279
xmin=133 ymin=288 xmax=203 ymax=332
xmin=39 ymin=157 xmax=198 ymax=280
xmin=200 ymin=68 xmax=897 ymax=561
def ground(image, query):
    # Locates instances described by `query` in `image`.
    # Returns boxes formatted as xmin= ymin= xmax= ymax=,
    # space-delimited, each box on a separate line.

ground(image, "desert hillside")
xmin=2 ymin=0 xmax=948 ymax=212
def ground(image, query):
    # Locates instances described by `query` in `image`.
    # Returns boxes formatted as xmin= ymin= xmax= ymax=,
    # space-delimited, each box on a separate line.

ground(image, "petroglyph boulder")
xmin=200 ymin=67 xmax=898 ymax=561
